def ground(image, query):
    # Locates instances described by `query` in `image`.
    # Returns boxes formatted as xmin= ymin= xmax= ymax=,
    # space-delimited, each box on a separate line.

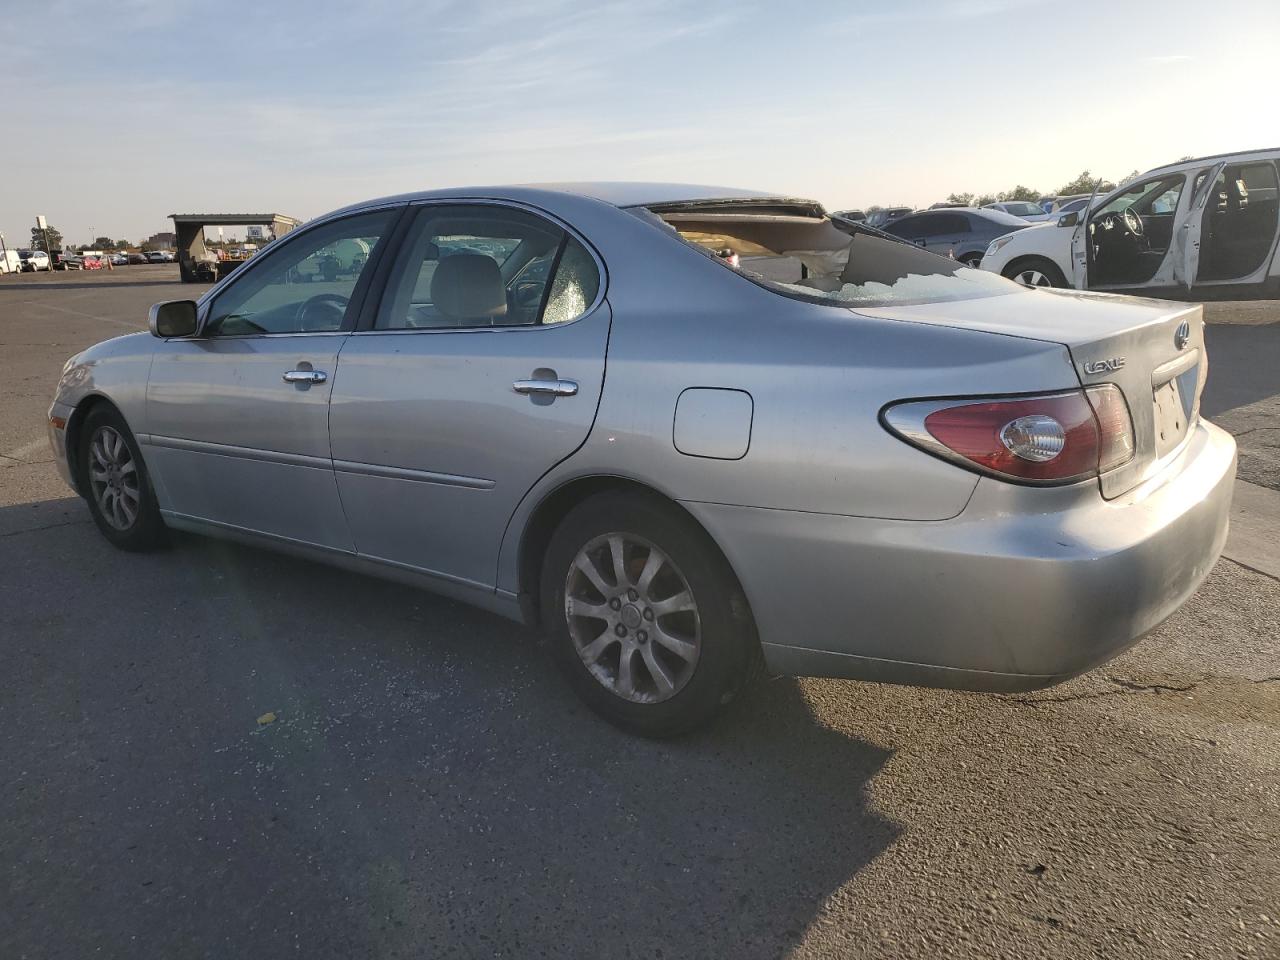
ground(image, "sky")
xmin=1 ymin=0 xmax=1277 ymax=248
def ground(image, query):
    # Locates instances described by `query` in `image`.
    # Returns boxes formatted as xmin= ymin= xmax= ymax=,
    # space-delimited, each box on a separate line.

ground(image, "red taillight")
xmin=885 ymin=388 xmax=1135 ymax=485
xmin=1084 ymin=383 xmax=1136 ymax=472
xmin=923 ymin=393 xmax=1099 ymax=482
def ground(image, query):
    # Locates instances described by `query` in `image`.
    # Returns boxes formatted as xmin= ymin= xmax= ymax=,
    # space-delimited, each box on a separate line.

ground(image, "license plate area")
xmin=1151 ymin=364 xmax=1198 ymax=458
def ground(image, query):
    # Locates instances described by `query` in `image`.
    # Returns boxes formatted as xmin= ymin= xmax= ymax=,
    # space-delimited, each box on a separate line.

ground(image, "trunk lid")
xmin=854 ymin=288 xmax=1206 ymax=498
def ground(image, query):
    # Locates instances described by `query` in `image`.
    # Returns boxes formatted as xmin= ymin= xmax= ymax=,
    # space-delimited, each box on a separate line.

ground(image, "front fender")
xmin=51 ymin=332 xmax=157 ymax=492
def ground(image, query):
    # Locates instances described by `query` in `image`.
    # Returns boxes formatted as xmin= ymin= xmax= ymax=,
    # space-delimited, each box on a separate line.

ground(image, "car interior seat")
xmin=430 ymin=253 xmax=508 ymax=326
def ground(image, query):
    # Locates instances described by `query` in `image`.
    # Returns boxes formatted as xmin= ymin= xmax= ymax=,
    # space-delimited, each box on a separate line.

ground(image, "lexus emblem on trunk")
xmin=1175 ymin=320 xmax=1191 ymax=350
xmin=1083 ymin=357 xmax=1126 ymax=374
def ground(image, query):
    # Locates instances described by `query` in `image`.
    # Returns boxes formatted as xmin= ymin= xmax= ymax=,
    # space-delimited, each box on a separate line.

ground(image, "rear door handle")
xmin=283 ymin=369 xmax=327 ymax=384
xmin=513 ymin=378 xmax=577 ymax=397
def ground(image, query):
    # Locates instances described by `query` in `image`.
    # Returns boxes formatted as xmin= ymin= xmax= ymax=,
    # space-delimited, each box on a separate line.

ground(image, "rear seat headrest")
xmin=430 ymin=253 xmax=507 ymax=319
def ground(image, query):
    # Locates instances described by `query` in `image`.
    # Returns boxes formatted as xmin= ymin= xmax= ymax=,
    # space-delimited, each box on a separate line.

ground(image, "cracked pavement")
xmin=1 ymin=271 xmax=1277 ymax=959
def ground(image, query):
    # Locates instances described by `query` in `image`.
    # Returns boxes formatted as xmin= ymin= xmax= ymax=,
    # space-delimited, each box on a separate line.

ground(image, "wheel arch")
xmin=515 ymin=474 xmax=757 ymax=642
xmin=65 ymin=393 xmax=126 ymax=496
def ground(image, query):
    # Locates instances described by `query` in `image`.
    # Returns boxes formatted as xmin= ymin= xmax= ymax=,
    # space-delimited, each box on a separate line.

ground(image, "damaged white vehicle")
xmin=982 ymin=148 xmax=1280 ymax=298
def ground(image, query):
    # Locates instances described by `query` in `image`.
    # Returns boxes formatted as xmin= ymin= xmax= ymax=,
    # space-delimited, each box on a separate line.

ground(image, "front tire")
xmin=1002 ymin=256 xmax=1068 ymax=288
xmin=79 ymin=406 xmax=167 ymax=551
xmin=540 ymin=493 xmax=757 ymax=738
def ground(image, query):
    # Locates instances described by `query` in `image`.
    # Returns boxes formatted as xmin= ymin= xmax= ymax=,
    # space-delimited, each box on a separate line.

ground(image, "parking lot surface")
xmin=2 ymin=270 xmax=1278 ymax=959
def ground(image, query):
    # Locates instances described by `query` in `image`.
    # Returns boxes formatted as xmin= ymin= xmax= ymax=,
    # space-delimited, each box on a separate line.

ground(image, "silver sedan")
xmin=48 ymin=183 xmax=1236 ymax=736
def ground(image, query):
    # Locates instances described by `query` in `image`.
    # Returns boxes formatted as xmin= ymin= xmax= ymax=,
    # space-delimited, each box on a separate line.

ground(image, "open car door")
xmin=1174 ymin=161 xmax=1227 ymax=291
xmin=1069 ymin=180 xmax=1105 ymax=289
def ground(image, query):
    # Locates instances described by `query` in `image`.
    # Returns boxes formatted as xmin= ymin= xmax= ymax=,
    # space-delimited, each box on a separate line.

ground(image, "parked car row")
xmin=37 ymin=250 xmax=175 ymax=271
xmin=0 ymin=249 xmax=51 ymax=273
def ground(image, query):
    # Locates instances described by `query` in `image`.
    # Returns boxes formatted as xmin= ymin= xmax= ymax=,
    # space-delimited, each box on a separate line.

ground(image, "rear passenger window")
xmin=376 ymin=205 xmax=600 ymax=330
xmin=884 ymin=217 xmax=924 ymax=238
xmin=543 ymin=238 xmax=600 ymax=324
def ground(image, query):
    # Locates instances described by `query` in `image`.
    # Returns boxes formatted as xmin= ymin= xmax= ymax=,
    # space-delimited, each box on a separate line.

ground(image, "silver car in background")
xmin=48 ymin=183 xmax=1236 ymax=736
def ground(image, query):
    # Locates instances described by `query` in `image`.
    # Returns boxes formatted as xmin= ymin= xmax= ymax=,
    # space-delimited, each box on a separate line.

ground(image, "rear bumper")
xmin=683 ymin=419 xmax=1237 ymax=692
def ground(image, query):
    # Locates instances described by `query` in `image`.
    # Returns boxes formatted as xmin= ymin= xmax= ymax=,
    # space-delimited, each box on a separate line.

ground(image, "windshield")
xmin=643 ymin=205 xmax=1022 ymax=308
xmin=1002 ymin=202 xmax=1043 ymax=217
xmin=1097 ymin=175 xmax=1186 ymax=216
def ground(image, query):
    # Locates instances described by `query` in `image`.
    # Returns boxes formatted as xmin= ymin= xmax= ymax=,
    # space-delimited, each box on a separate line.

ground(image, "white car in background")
xmin=21 ymin=250 xmax=52 ymax=271
xmin=982 ymin=148 xmax=1280 ymax=297
xmin=0 ymin=250 xmax=23 ymax=274
xmin=982 ymin=200 xmax=1052 ymax=222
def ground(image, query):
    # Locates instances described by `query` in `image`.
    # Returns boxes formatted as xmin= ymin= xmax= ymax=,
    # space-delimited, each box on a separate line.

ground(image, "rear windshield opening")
xmin=639 ymin=204 xmax=1021 ymax=307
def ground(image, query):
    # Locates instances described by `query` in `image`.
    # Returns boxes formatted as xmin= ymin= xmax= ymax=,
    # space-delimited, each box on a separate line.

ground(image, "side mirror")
xmin=149 ymin=299 xmax=199 ymax=338
xmin=1057 ymin=212 xmax=1080 ymax=228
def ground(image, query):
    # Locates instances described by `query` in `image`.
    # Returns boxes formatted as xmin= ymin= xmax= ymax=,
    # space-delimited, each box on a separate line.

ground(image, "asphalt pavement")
xmin=1 ymin=268 xmax=1277 ymax=959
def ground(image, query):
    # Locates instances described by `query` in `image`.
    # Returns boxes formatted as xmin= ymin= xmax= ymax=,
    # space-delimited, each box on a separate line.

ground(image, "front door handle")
xmin=283 ymin=369 xmax=327 ymax=384
xmin=513 ymin=378 xmax=577 ymax=397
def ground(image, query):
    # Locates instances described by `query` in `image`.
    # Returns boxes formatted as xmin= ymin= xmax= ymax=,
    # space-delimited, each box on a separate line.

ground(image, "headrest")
xmin=430 ymin=253 xmax=507 ymax=319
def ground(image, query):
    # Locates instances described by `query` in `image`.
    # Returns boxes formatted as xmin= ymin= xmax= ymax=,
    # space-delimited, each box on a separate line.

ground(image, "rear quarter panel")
xmin=495 ymin=204 xmax=1080 ymax=593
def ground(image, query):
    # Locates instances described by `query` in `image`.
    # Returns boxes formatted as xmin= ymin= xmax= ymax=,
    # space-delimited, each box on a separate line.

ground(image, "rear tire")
xmin=540 ymin=492 xmax=757 ymax=738
xmin=1002 ymin=256 xmax=1068 ymax=288
xmin=79 ymin=406 xmax=167 ymax=552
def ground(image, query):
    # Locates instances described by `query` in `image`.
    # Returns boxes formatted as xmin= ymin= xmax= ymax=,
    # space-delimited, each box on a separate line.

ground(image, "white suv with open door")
xmin=981 ymin=148 xmax=1280 ymax=299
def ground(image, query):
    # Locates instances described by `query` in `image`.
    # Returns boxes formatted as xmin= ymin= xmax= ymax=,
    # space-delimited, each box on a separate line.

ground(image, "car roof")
xmin=332 ymin=182 xmax=800 ymax=218
xmin=1144 ymin=147 xmax=1280 ymax=175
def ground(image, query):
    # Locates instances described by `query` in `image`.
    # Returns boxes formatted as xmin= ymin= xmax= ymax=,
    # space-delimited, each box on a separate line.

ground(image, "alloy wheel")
xmin=88 ymin=425 xmax=140 ymax=531
xmin=1015 ymin=268 xmax=1053 ymax=287
xmin=564 ymin=533 xmax=701 ymax=704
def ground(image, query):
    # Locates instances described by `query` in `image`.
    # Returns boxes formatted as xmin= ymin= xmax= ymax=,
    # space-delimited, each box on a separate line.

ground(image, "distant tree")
xmin=93 ymin=236 xmax=116 ymax=250
xmin=866 ymin=204 xmax=884 ymax=214
xmin=31 ymin=224 xmax=64 ymax=252
xmin=945 ymin=186 xmax=1037 ymax=208
xmin=1116 ymin=169 xmax=1142 ymax=186
xmin=1000 ymin=184 xmax=1040 ymax=202
xmin=1057 ymin=170 xmax=1114 ymax=196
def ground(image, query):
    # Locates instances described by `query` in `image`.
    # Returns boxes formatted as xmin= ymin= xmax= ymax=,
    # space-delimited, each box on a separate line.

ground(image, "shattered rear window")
xmin=640 ymin=204 xmax=1023 ymax=307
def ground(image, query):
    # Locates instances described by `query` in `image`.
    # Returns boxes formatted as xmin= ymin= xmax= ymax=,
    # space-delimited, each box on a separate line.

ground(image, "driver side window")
xmin=205 ymin=209 xmax=396 ymax=337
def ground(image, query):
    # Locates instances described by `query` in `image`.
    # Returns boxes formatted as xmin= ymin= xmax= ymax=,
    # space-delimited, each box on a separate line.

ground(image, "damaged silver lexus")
xmin=48 ymin=183 xmax=1236 ymax=736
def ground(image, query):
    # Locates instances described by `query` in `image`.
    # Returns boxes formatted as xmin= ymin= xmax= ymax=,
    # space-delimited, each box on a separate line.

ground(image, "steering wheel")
xmin=1093 ymin=209 xmax=1146 ymax=245
xmin=297 ymin=293 xmax=349 ymax=331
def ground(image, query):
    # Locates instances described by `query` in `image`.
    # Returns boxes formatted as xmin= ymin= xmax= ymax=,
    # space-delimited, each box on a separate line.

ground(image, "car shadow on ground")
xmin=2 ymin=499 xmax=899 ymax=959
xmin=1201 ymin=324 xmax=1280 ymax=418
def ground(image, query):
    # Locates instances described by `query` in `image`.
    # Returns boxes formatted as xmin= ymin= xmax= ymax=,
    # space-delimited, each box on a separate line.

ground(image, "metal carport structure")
xmin=170 ymin=213 xmax=301 ymax=282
